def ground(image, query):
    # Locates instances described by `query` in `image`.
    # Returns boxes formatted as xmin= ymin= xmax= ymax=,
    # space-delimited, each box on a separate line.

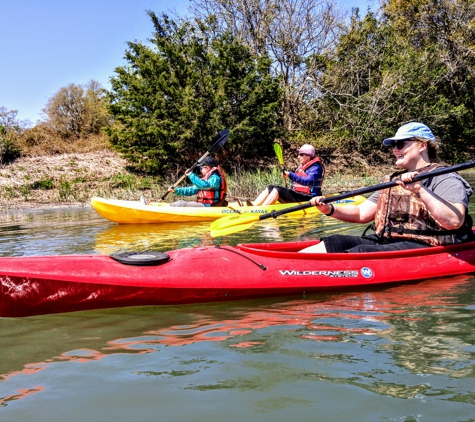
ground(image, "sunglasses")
xmin=298 ymin=153 xmax=309 ymax=157
xmin=392 ymin=139 xmax=416 ymax=150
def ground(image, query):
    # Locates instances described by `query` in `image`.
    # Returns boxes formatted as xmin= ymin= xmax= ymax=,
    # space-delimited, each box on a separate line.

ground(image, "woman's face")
xmin=298 ymin=152 xmax=311 ymax=165
xmin=392 ymin=139 xmax=427 ymax=169
xmin=200 ymin=165 xmax=211 ymax=175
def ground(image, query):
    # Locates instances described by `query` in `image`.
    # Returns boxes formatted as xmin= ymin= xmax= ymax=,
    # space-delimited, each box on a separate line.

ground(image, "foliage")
xmin=305 ymin=1 xmax=475 ymax=163
xmin=190 ymin=0 xmax=345 ymax=133
xmin=0 ymin=108 xmax=23 ymax=163
xmin=16 ymin=123 xmax=111 ymax=156
xmin=0 ymin=107 xmax=27 ymax=131
xmin=42 ymin=80 xmax=111 ymax=139
xmin=105 ymin=12 xmax=282 ymax=177
xmin=30 ymin=178 xmax=55 ymax=190
xmin=0 ymin=125 xmax=21 ymax=164
xmin=382 ymin=0 xmax=475 ymax=161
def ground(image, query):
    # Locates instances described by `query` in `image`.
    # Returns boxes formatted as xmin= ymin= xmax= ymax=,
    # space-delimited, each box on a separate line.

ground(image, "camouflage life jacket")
xmin=373 ymin=163 xmax=473 ymax=246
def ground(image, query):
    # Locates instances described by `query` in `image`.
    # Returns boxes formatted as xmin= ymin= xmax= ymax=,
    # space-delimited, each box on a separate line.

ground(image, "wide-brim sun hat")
xmin=383 ymin=122 xmax=436 ymax=146
xmin=298 ymin=144 xmax=316 ymax=157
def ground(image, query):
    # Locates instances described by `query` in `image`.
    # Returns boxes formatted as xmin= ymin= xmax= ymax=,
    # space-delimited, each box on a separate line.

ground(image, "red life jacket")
xmin=196 ymin=167 xmax=228 ymax=206
xmin=291 ymin=157 xmax=325 ymax=194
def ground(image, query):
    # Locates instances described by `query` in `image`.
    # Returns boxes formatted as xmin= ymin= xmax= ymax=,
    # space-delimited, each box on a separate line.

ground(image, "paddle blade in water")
xmin=210 ymin=221 xmax=258 ymax=238
xmin=209 ymin=214 xmax=261 ymax=238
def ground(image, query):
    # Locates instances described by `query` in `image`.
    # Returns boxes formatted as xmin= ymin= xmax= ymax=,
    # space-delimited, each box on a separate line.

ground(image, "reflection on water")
xmin=0 ymin=206 xmax=109 ymax=256
xmin=0 ymin=172 xmax=474 ymax=421
xmin=0 ymin=275 xmax=474 ymax=421
xmin=0 ymin=205 xmax=367 ymax=256
xmin=92 ymin=215 xmax=367 ymax=254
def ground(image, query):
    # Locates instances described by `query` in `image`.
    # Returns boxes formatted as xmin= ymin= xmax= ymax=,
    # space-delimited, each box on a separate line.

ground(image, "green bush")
xmin=0 ymin=126 xmax=21 ymax=164
xmin=30 ymin=178 xmax=55 ymax=190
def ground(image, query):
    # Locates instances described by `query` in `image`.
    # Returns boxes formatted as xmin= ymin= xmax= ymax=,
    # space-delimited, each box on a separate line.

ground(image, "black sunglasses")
xmin=392 ymin=139 xmax=415 ymax=150
xmin=298 ymin=153 xmax=308 ymax=157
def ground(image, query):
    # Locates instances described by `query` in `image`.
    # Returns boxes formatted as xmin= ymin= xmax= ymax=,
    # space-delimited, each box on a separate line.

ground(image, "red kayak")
xmin=1 ymin=236 xmax=475 ymax=317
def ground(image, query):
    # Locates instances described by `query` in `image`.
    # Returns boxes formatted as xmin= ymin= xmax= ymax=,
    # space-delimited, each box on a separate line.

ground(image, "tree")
xmin=0 ymin=107 xmax=23 ymax=163
xmin=190 ymin=0 xmax=345 ymax=133
xmin=105 ymin=12 xmax=282 ymax=176
xmin=307 ymin=2 xmax=475 ymax=163
xmin=42 ymin=80 xmax=110 ymax=139
xmin=382 ymin=0 xmax=475 ymax=161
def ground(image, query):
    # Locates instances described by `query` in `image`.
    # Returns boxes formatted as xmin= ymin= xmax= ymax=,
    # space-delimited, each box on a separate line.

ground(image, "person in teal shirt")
xmin=168 ymin=156 xmax=228 ymax=207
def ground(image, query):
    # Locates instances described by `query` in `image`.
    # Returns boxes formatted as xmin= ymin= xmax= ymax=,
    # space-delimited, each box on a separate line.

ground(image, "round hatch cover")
xmin=111 ymin=251 xmax=170 ymax=266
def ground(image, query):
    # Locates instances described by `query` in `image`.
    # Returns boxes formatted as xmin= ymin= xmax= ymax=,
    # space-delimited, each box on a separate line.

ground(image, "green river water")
xmin=0 ymin=174 xmax=474 ymax=421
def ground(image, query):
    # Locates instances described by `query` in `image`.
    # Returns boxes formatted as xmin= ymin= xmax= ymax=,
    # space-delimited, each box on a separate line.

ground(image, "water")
xmin=1 ymin=174 xmax=475 ymax=421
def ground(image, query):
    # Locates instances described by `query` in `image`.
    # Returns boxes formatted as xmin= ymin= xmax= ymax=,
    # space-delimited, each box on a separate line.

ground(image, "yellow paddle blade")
xmin=210 ymin=213 xmax=260 ymax=231
xmin=209 ymin=214 xmax=261 ymax=238
xmin=210 ymin=221 xmax=258 ymax=237
xmin=273 ymin=143 xmax=284 ymax=165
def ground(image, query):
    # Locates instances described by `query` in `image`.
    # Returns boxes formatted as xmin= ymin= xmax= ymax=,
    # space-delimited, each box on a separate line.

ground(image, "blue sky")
xmin=1 ymin=0 xmax=375 ymax=124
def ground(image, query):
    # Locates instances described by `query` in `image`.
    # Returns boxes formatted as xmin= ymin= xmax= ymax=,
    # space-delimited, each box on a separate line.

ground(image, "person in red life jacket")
xmin=252 ymin=144 xmax=325 ymax=206
xmin=301 ymin=122 xmax=474 ymax=253
xmin=168 ymin=156 xmax=228 ymax=207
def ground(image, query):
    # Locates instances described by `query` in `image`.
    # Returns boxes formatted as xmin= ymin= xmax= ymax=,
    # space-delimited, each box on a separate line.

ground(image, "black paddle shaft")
xmin=260 ymin=159 xmax=475 ymax=221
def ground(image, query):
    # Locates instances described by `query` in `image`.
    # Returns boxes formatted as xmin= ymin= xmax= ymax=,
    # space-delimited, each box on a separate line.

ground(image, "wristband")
xmin=323 ymin=203 xmax=335 ymax=216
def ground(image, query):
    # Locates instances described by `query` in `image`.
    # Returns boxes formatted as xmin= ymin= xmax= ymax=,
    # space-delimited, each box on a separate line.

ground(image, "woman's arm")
xmin=288 ymin=164 xmax=323 ymax=186
xmin=310 ymin=196 xmax=378 ymax=224
xmin=188 ymin=173 xmax=221 ymax=190
xmin=173 ymin=185 xmax=199 ymax=197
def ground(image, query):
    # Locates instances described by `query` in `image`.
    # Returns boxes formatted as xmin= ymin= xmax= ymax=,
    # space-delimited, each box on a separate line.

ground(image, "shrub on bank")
xmin=0 ymin=126 xmax=21 ymax=164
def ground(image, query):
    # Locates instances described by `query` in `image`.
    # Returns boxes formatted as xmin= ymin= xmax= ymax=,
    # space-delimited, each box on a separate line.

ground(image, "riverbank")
xmin=0 ymin=149 xmax=391 ymax=211
xmin=0 ymin=150 xmax=128 ymax=210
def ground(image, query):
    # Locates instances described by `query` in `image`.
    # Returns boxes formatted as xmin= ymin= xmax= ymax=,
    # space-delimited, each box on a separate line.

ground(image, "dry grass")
xmin=0 ymin=149 xmax=131 ymax=209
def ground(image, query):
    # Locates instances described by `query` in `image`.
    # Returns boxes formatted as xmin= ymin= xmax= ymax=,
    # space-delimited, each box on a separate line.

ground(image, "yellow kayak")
xmin=91 ymin=195 xmax=367 ymax=224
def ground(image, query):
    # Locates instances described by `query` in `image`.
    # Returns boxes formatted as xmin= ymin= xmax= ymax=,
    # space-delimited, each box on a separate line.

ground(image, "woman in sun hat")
xmin=301 ymin=122 xmax=474 ymax=253
xmin=168 ymin=156 xmax=228 ymax=207
xmin=252 ymin=144 xmax=325 ymax=206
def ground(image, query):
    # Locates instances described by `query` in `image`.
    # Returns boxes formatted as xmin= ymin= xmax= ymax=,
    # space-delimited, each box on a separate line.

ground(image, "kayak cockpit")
xmin=237 ymin=236 xmax=475 ymax=260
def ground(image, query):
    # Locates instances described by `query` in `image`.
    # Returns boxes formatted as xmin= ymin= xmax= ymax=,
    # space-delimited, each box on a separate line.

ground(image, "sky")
xmin=1 ymin=0 xmax=375 ymax=125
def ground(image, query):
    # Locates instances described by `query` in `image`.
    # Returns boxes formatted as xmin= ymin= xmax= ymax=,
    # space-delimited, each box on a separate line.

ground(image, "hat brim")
xmin=382 ymin=134 xmax=415 ymax=145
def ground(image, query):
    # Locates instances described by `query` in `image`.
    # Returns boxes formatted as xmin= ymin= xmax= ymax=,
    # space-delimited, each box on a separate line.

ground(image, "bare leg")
xmin=299 ymin=241 xmax=328 ymax=253
xmin=262 ymin=188 xmax=280 ymax=205
xmin=252 ymin=188 xmax=270 ymax=206
xmin=170 ymin=200 xmax=206 ymax=207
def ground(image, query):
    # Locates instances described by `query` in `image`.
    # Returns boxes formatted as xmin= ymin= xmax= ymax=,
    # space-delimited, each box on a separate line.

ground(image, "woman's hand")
xmin=184 ymin=168 xmax=192 ymax=176
xmin=167 ymin=186 xmax=175 ymax=193
xmin=309 ymin=196 xmax=333 ymax=215
xmin=396 ymin=171 xmax=423 ymax=193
